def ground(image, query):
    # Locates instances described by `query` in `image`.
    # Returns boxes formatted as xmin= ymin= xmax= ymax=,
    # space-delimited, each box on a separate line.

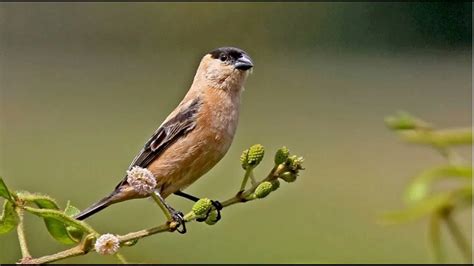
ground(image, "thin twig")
xmin=19 ymin=157 xmax=297 ymax=265
xmin=399 ymin=127 xmax=472 ymax=147
xmin=16 ymin=208 xmax=31 ymax=259
xmin=443 ymin=213 xmax=472 ymax=263
xmin=20 ymin=244 xmax=86 ymax=264
xmin=22 ymin=193 xmax=245 ymax=264
xmin=21 ymin=164 xmax=284 ymax=264
xmin=239 ymin=168 xmax=253 ymax=191
xmin=429 ymin=212 xmax=444 ymax=263
xmin=21 ymin=233 xmax=96 ymax=264
xmin=115 ymin=252 xmax=128 ymax=264
xmin=22 ymin=206 xmax=98 ymax=235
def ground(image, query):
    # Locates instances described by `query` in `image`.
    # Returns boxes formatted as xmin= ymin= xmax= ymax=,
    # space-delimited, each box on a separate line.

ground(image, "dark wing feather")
xmin=116 ymin=97 xmax=201 ymax=188
xmin=130 ymin=97 xmax=201 ymax=169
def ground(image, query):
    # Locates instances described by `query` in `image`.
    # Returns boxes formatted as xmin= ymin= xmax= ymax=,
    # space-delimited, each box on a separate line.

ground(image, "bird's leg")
xmin=151 ymin=191 xmax=186 ymax=234
xmin=174 ymin=191 xmax=222 ymax=223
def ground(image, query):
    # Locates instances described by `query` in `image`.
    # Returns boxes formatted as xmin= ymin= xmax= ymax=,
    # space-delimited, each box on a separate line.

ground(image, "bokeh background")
xmin=0 ymin=2 xmax=471 ymax=264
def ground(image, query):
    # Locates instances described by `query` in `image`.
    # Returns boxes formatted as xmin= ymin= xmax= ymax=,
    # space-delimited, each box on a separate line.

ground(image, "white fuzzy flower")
xmin=126 ymin=166 xmax=157 ymax=195
xmin=94 ymin=233 xmax=120 ymax=255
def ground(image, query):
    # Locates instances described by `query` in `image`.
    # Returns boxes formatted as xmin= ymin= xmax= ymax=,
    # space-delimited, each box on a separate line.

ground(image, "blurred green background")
xmin=0 ymin=2 xmax=471 ymax=264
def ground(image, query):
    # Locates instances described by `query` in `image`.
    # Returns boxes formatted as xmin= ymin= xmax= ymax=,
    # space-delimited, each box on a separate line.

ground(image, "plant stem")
xmin=20 ymin=163 xmax=291 ymax=264
xmin=21 ymin=183 xmax=261 ymax=264
xmin=239 ymin=168 xmax=253 ymax=191
xmin=16 ymin=208 xmax=31 ymax=259
xmin=117 ymin=223 xmax=171 ymax=242
xmin=21 ymin=244 xmax=87 ymax=264
xmin=115 ymin=252 xmax=128 ymax=264
xmin=443 ymin=214 xmax=472 ymax=263
xmin=250 ymin=172 xmax=258 ymax=186
xmin=399 ymin=127 xmax=472 ymax=147
xmin=22 ymin=206 xmax=98 ymax=235
xmin=151 ymin=192 xmax=172 ymax=221
xmin=429 ymin=212 xmax=444 ymax=263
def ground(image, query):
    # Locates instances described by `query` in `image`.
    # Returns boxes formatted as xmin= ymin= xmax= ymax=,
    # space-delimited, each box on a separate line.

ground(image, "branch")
xmin=384 ymin=112 xmax=472 ymax=263
xmin=442 ymin=210 xmax=472 ymax=263
xmin=12 ymin=145 xmax=303 ymax=264
xmin=20 ymin=234 xmax=96 ymax=264
xmin=22 ymin=177 xmax=272 ymax=264
xmin=16 ymin=208 xmax=31 ymax=261
xmin=397 ymin=127 xmax=472 ymax=147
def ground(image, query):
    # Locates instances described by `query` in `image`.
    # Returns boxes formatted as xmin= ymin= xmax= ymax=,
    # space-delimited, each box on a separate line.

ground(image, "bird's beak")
xmin=234 ymin=54 xmax=253 ymax=71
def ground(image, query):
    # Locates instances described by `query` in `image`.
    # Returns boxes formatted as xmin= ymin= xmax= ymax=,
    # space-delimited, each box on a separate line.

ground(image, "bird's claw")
xmin=169 ymin=209 xmax=186 ymax=234
xmin=196 ymin=200 xmax=222 ymax=223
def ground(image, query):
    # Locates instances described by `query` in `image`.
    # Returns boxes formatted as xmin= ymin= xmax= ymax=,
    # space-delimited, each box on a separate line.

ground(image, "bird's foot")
xmin=168 ymin=208 xmax=187 ymax=234
xmin=196 ymin=200 xmax=222 ymax=223
xmin=172 ymin=191 xmax=223 ymax=224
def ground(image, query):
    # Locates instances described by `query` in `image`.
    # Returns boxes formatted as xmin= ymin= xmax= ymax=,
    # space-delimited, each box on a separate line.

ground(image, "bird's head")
xmin=195 ymin=47 xmax=253 ymax=91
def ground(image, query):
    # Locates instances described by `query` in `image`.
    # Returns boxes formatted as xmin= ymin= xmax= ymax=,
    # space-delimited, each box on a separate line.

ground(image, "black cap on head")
xmin=209 ymin=47 xmax=247 ymax=60
xmin=209 ymin=47 xmax=253 ymax=70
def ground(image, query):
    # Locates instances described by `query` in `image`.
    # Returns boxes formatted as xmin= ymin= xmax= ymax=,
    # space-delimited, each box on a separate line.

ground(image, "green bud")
xmin=192 ymin=198 xmax=212 ymax=217
xmin=287 ymin=155 xmax=304 ymax=172
xmin=254 ymin=181 xmax=273 ymax=199
xmin=240 ymin=149 xmax=249 ymax=169
xmin=205 ymin=210 xmax=219 ymax=225
xmin=274 ymin=146 xmax=290 ymax=165
xmin=247 ymin=144 xmax=265 ymax=167
xmin=280 ymin=171 xmax=297 ymax=183
xmin=270 ymin=179 xmax=280 ymax=191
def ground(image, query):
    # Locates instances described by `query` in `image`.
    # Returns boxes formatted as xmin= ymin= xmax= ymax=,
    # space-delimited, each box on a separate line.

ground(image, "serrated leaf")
xmin=0 ymin=178 xmax=13 ymax=202
xmin=405 ymin=165 xmax=472 ymax=203
xmin=380 ymin=193 xmax=452 ymax=225
xmin=0 ymin=200 xmax=19 ymax=234
xmin=20 ymin=193 xmax=77 ymax=244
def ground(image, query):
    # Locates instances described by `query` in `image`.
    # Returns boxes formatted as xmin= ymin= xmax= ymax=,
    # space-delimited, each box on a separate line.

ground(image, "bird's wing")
xmin=131 ymin=97 xmax=201 ymax=169
xmin=116 ymin=97 xmax=201 ymax=188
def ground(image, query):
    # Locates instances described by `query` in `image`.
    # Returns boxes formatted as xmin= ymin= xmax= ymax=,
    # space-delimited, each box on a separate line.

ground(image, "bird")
xmin=74 ymin=47 xmax=254 ymax=232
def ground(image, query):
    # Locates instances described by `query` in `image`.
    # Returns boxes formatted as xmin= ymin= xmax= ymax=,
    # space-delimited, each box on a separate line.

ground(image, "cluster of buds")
xmin=191 ymin=198 xmax=219 ymax=225
xmin=188 ymin=144 xmax=304 ymax=226
xmin=240 ymin=144 xmax=265 ymax=170
xmin=273 ymin=147 xmax=305 ymax=184
xmin=240 ymin=144 xmax=304 ymax=200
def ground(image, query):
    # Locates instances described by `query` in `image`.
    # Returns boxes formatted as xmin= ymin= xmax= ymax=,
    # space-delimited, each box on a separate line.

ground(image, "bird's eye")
xmin=219 ymin=55 xmax=227 ymax=61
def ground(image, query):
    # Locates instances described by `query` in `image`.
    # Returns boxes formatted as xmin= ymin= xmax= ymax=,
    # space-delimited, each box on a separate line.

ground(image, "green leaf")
xmin=379 ymin=192 xmax=452 ymax=225
xmin=384 ymin=111 xmax=432 ymax=131
xmin=0 ymin=200 xmax=19 ymax=234
xmin=64 ymin=201 xmax=81 ymax=217
xmin=23 ymin=206 xmax=94 ymax=235
xmin=64 ymin=201 xmax=84 ymax=242
xmin=405 ymin=165 xmax=472 ymax=203
xmin=0 ymin=178 xmax=13 ymax=202
xmin=19 ymin=192 xmax=78 ymax=244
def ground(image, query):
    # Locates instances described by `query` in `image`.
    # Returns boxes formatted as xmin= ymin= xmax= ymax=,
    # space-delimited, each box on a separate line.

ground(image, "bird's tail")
xmin=74 ymin=193 xmax=115 ymax=221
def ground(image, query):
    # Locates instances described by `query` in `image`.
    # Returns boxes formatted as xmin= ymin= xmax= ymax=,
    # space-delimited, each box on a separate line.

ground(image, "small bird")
xmin=74 ymin=47 xmax=254 ymax=232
